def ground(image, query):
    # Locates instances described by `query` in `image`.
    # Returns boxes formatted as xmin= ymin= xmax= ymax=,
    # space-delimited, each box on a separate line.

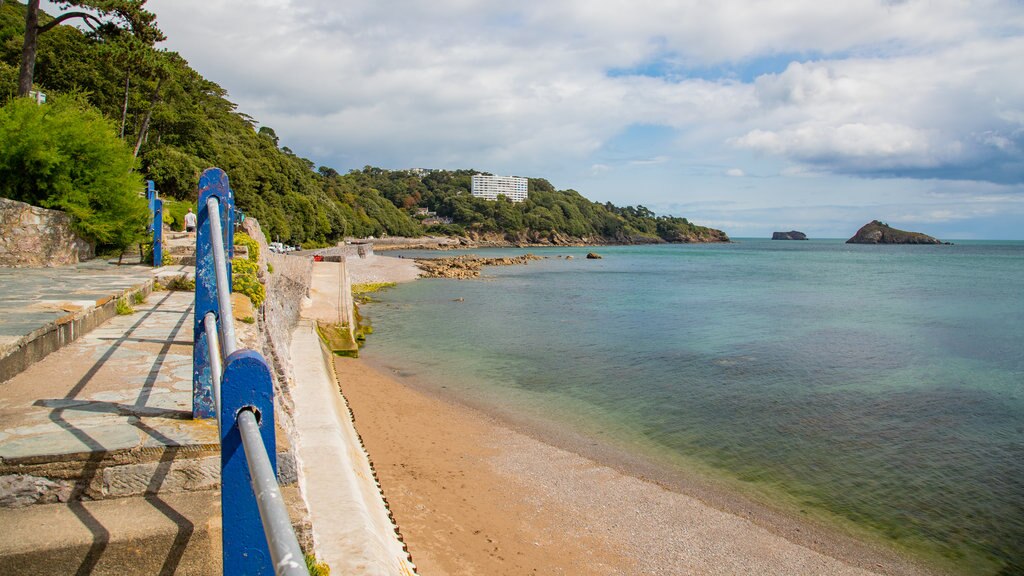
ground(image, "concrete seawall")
xmin=289 ymin=260 xmax=416 ymax=574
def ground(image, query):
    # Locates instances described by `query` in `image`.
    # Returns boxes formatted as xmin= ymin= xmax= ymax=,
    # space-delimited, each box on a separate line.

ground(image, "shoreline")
xmin=340 ymin=254 xmax=944 ymax=575
xmin=340 ymin=353 xmax=941 ymax=575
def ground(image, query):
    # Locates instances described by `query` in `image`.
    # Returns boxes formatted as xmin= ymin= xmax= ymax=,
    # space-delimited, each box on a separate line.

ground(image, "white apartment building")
xmin=471 ymin=174 xmax=528 ymax=203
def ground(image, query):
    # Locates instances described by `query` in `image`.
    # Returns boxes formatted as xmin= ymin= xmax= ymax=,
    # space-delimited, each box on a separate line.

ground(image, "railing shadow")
xmin=42 ymin=290 xmax=202 ymax=575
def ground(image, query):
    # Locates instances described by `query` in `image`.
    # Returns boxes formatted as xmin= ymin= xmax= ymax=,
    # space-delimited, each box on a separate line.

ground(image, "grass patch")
xmin=316 ymin=321 xmax=359 ymax=357
xmin=352 ymin=282 xmax=396 ymax=303
xmin=266 ymin=262 xmax=274 ymax=274
xmin=132 ymin=291 xmax=147 ymax=305
xmin=164 ymin=276 xmax=195 ymax=291
xmin=115 ymin=298 xmax=134 ymax=315
xmin=305 ymin=554 xmax=330 ymax=575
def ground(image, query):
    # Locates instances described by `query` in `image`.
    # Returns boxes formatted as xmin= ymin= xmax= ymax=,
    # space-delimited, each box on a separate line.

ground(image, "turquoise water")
xmin=360 ymin=240 xmax=1024 ymax=574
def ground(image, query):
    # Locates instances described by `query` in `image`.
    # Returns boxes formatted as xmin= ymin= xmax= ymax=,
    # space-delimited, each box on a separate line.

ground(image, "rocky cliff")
xmin=846 ymin=221 xmax=942 ymax=244
xmin=772 ymin=231 xmax=807 ymax=240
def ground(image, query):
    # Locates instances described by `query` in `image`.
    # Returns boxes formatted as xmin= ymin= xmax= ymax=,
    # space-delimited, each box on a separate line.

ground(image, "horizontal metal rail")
xmin=202 ymin=311 xmax=223 ymax=430
xmin=238 ymin=408 xmax=307 ymax=575
xmin=207 ymin=196 xmax=237 ymax=358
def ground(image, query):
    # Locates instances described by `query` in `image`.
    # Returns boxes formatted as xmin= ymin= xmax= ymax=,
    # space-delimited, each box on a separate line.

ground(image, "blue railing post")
xmin=153 ymin=198 xmax=163 ymax=267
xmin=146 ymin=180 xmax=156 ymax=231
xmin=220 ymin=350 xmax=277 ymax=575
xmin=193 ymin=168 xmax=233 ymax=419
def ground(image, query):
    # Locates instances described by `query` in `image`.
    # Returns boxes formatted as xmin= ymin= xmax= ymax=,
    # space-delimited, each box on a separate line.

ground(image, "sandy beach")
xmin=339 ymin=254 xmax=940 ymax=575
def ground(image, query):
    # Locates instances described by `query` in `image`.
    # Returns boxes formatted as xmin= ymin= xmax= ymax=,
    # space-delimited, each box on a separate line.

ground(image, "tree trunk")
xmin=17 ymin=0 xmax=40 ymax=98
xmin=133 ymin=75 xmax=164 ymax=159
xmin=120 ymin=71 xmax=130 ymax=138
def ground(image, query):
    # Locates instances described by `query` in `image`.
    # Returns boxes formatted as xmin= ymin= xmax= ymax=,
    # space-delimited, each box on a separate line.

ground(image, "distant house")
xmin=415 ymin=207 xmax=432 ymax=216
xmin=423 ymin=216 xmax=453 ymax=226
xmin=471 ymin=174 xmax=528 ymax=203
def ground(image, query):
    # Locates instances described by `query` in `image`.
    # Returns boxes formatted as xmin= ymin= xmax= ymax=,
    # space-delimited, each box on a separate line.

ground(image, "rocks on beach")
xmin=586 ymin=252 xmax=602 ymax=259
xmin=415 ymin=254 xmax=544 ymax=279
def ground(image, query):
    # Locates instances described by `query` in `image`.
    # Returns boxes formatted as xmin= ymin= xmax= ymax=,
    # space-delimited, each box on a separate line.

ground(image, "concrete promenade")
xmin=0 ymin=260 xmax=300 ymax=573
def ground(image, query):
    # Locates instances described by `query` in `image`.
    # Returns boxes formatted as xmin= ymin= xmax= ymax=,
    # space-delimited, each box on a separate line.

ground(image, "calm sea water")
xmin=359 ymin=239 xmax=1024 ymax=574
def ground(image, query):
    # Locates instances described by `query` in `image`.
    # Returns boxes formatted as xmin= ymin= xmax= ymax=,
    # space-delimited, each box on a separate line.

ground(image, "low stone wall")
xmin=0 ymin=198 xmax=94 ymax=267
xmin=312 ymin=242 xmax=373 ymax=261
xmin=239 ymin=218 xmax=314 ymax=420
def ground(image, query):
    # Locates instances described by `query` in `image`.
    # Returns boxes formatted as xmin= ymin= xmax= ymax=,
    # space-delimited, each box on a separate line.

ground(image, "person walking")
xmin=184 ymin=208 xmax=197 ymax=234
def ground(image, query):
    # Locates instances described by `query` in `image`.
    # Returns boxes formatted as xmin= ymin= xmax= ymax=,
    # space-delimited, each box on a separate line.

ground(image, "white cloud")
xmin=725 ymin=168 xmax=745 ymax=177
xmin=68 ymin=0 xmax=1024 ymax=237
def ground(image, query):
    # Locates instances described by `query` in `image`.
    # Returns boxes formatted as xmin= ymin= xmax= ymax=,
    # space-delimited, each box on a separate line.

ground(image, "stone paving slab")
xmin=0 ymin=290 xmax=217 ymax=465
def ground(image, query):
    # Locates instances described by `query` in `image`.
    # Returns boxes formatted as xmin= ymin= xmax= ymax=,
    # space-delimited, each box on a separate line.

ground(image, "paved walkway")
xmin=0 ymin=261 xmax=156 ymax=354
xmin=0 ymin=290 xmax=216 ymax=464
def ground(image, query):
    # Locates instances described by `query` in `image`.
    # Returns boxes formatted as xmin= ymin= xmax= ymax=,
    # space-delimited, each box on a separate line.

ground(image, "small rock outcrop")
xmin=586 ymin=252 xmax=602 ymax=259
xmin=846 ymin=221 xmax=942 ymax=244
xmin=415 ymin=254 xmax=543 ymax=279
xmin=772 ymin=231 xmax=807 ymax=240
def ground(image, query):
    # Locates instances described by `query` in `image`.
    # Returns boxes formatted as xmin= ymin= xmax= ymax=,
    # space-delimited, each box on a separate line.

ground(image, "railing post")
xmin=193 ymin=168 xmax=233 ymax=419
xmin=146 ymin=180 xmax=156 ymax=232
xmin=153 ymin=198 xmax=163 ymax=267
xmin=220 ymin=350 xmax=277 ymax=575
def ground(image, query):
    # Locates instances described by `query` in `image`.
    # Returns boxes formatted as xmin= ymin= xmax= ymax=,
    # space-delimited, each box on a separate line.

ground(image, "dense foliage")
xmin=0 ymin=1 xmax=725 ymax=247
xmin=0 ymin=95 xmax=147 ymax=249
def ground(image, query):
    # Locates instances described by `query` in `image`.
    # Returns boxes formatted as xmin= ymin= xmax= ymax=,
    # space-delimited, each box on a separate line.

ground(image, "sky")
xmin=73 ymin=1 xmax=1024 ymax=238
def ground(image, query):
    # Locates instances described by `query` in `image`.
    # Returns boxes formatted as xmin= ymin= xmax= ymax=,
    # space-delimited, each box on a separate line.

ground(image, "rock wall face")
xmin=241 ymin=218 xmax=313 ymax=395
xmin=0 ymin=198 xmax=94 ymax=267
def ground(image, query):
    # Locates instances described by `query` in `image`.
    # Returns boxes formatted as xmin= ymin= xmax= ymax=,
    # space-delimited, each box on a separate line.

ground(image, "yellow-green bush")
xmin=232 ymin=257 xmax=265 ymax=308
xmin=234 ymin=232 xmax=260 ymax=263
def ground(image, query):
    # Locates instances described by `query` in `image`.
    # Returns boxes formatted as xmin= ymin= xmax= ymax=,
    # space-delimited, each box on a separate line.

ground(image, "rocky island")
xmin=846 ymin=221 xmax=943 ymax=244
xmin=772 ymin=231 xmax=807 ymax=240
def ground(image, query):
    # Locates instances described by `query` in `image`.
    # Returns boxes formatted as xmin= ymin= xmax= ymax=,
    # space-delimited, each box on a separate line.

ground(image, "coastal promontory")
xmin=846 ymin=221 xmax=942 ymax=244
xmin=772 ymin=231 xmax=807 ymax=240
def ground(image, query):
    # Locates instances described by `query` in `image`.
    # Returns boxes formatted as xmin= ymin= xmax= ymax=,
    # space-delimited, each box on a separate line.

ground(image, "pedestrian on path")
xmin=184 ymin=208 xmax=197 ymax=234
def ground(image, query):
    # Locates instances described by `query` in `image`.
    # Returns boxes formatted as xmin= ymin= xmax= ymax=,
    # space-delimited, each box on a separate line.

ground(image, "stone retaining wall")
xmin=0 ymin=198 xmax=94 ymax=267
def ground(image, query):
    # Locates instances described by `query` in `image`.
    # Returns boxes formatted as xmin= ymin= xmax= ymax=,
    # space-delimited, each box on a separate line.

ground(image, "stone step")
xmin=0 ymin=446 xmax=296 ymax=506
xmin=0 ymin=491 xmax=221 ymax=575
xmin=0 ymin=486 xmax=310 ymax=575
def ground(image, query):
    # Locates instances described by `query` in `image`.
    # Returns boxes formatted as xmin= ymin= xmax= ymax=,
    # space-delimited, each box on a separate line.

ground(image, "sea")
xmin=358 ymin=239 xmax=1024 ymax=575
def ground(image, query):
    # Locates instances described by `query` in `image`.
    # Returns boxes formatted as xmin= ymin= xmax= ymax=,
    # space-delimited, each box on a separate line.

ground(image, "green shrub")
xmin=232 ymin=257 xmax=265 ymax=308
xmin=132 ymin=291 xmax=146 ymax=305
xmin=162 ymin=198 xmax=195 ymax=232
xmin=0 ymin=96 xmax=148 ymax=251
xmin=234 ymin=232 xmax=260 ymax=262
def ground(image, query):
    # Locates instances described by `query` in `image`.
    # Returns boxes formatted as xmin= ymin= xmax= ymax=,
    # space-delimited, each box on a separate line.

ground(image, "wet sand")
xmin=335 ymin=357 xmax=940 ymax=576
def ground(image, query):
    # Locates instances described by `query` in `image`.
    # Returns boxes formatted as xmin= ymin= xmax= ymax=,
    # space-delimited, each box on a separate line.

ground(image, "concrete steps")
xmin=0 ymin=485 xmax=309 ymax=575
xmin=0 ymin=490 xmax=222 ymax=575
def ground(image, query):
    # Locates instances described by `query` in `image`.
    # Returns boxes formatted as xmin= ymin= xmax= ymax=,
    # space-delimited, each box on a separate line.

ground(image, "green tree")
xmin=0 ymin=95 xmax=148 ymax=249
xmin=17 ymin=0 xmax=163 ymax=97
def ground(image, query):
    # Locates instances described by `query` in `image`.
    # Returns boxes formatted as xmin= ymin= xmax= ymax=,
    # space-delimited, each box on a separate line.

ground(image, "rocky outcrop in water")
xmin=772 ymin=231 xmax=807 ymax=240
xmin=415 ymin=254 xmax=544 ymax=279
xmin=846 ymin=221 xmax=942 ymax=244
xmin=586 ymin=252 xmax=602 ymax=259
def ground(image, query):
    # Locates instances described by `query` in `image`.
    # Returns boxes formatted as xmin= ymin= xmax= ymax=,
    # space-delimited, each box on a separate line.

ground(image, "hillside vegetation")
xmin=0 ymin=1 xmax=726 ymax=247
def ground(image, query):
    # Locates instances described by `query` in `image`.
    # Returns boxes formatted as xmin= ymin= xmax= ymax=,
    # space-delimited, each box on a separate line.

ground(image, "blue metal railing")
xmin=146 ymin=180 xmax=163 ymax=267
xmin=192 ymin=168 xmax=308 ymax=575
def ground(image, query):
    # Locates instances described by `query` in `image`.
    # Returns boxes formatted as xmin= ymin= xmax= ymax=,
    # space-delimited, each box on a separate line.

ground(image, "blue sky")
xmin=71 ymin=0 xmax=1024 ymax=238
